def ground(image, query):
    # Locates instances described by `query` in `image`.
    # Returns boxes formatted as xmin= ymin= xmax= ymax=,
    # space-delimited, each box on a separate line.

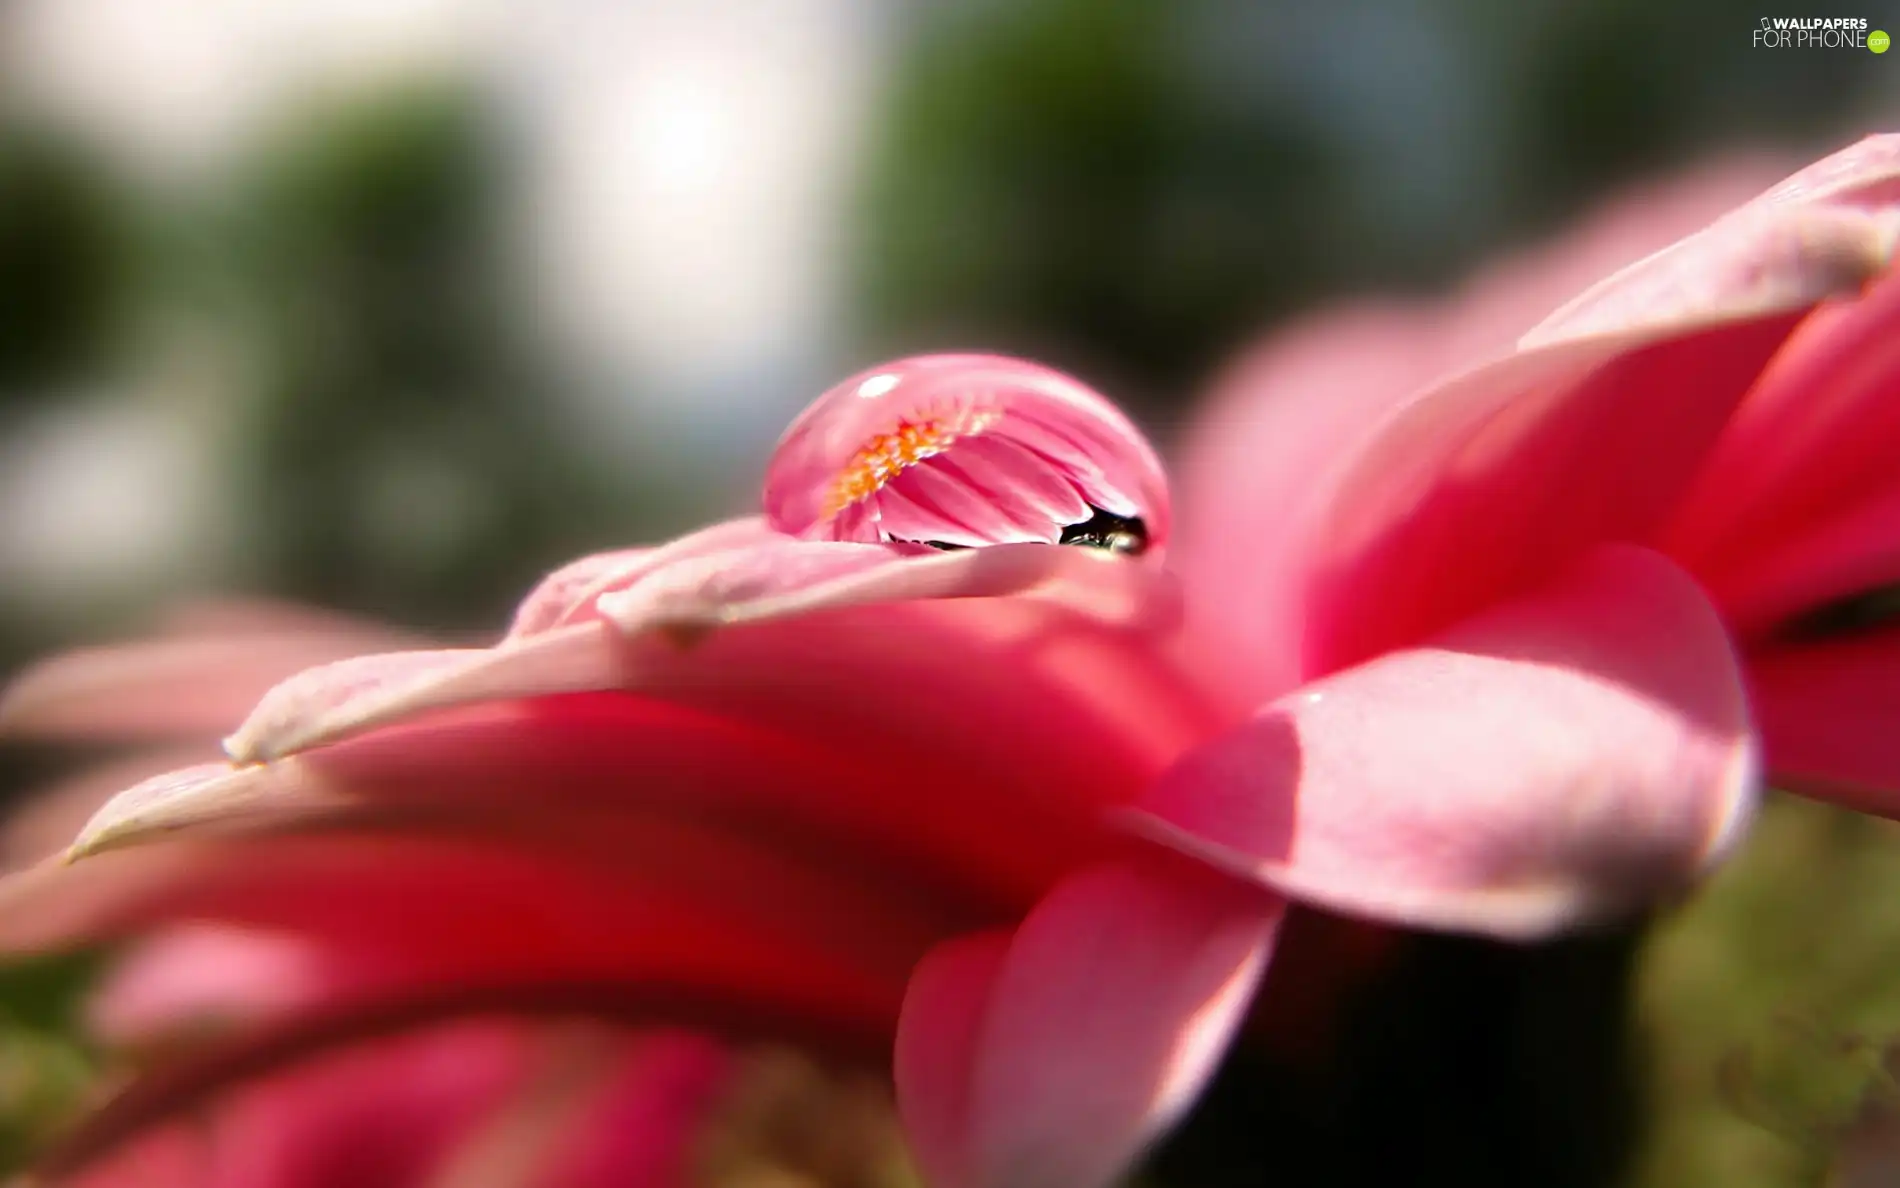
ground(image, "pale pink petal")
xmin=504 ymin=516 xmax=779 ymax=638
xmin=763 ymin=354 xmax=1169 ymax=550
xmin=1522 ymin=201 xmax=1896 ymax=348
xmin=1135 ymin=545 xmax=1757 ymax=939
xmin=594 ymin=538 xmax=1161 ymax=632
xmin=1 ymin=745 xmax=216 ymax=865
xmin=1748 ymin=634 xmax=1900 ymax=811
xmin=222 ymin=648 xmax=525 ymax=762
xmin=0 ymin=616 xmax=421 ymax=742
xmin=896 ymin=862 xmax=1279 ymax=1188
xmin=1754 ymin=132 xmax=1900 ymax=207
xmin=1522 ymin=134 xmax=1900 ymax=348
xmin=151 ymin=599 xmax=418 ymax=643
xmin=1445 ymin=155 xmax=1796 ymax=357
xmin=91 ymin=926 xmax=339 ymax=1044
xmin=71 ymin=762 xmax=356 ymax=859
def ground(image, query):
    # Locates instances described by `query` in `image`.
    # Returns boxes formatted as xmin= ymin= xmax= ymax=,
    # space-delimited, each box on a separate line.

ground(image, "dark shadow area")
xmin=1152 ymin=912 xmax=1643 ymax=1187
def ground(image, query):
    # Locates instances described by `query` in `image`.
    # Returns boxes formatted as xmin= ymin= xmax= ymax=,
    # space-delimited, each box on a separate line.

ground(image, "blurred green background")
xmin=0 ymin=0 xmax=1895 ymax=1184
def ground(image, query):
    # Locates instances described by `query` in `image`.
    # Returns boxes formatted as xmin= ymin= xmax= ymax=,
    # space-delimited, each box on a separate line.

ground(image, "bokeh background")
xmin=0 ymin=1 xmax=1897 ymax=1184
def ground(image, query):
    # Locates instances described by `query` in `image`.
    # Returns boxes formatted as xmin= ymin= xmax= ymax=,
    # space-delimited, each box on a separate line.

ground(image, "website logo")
xmin=1753 ymin=17 xmax=1884 ymax=48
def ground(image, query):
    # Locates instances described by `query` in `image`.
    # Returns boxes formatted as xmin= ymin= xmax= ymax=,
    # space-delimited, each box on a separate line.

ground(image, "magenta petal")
xmin=1136 ymin=545 xmax=1757 ymax=939
xmin=1666 ymin=271 xmax=1900 ymax=582
xmin=1701 ymin=476 xmax=1900 ymax=639
xmin=895 ymin=862 xmax=1280 ymax=1188
xmin=1749 ymin=634 xmax=1900 ymax=812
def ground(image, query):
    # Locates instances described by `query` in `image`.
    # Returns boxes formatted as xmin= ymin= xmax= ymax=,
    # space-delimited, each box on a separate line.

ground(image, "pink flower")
xmin=1155 ymin=133 xmax=1900 ymax=935
xmin=1 ymin=356 xmax=1279 ymax=1188
xmin=3 ymin=608 xmax=741 ymax=1188
xmin=1 ymin=135 xmax=1894 ymax=1188
xmin=76 ymin=976 xmax=732 ymax=1188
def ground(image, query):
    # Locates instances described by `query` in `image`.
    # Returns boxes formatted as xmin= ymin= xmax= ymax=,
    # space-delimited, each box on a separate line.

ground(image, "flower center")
xmin=825 ymin=413 xmax=989 ymax=516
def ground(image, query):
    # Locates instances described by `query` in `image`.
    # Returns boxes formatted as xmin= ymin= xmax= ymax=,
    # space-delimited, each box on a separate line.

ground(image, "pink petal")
xmin=70 ymin=1022 xmax=538 ymax=1188
xmin=893 ymin=932 xmax=1006 ymax=1188
xmin=219 ymin=541 xmax=1207 ymax=813
xmin=762 ymin=354 xmax=1168 ymax=550
xmin=1175 ymin=304 xmax=1464 ymax=704
xmin=91 ymin=926 xmax=338 ymax=1044
xmin=1666 ymin=270 xmax=1900 ymax=585
xmin=76 ymin=693 xmax=1104 ymax=907
xmin=62 ymin=1021 xmax=729 ymax=1188
xmin=1748 ymin=633 xmax=1900 ymax=812
xmin=1699 ymin=474 xmax=1900 ymax=640
xmin=534 ymin=1032 xmax=734 ymax=1188
xmin=939 ymin=435 xmax=1092 ymax=529
xmin=1184 ymin=137 xmax=1900 ymax=690
xmin=0 ymin=829 xmax=937 ymax=1039
xmin=1134 ymin=545 xmax=1758 ymax=939
xmin=1304 ymin=314 xmax=1795 ymax=674
xmin=62 ymin=1018 xmax=729 ymax=1188
xmin=896 ymin=861 xmax=1280 ymax=1188
xmin=1176 ymin=156 xmax=1795 ymax=703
